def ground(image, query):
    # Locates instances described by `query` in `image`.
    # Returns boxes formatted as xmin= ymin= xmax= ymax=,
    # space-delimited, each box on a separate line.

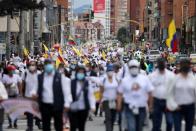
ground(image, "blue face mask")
xmin=44 ymin=64 xmax=54 ymax=74
xmin=76 ymin=73 xmax=85 ymax=80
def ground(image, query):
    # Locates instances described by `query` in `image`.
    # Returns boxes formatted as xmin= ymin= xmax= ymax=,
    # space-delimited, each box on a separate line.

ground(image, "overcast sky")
xmin=74 ymin=0 xmax=92 ymax=8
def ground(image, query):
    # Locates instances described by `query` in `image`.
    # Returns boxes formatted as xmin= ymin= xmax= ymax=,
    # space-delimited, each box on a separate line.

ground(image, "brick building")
xmin=74 ymin=21 xmax=104 ymax=41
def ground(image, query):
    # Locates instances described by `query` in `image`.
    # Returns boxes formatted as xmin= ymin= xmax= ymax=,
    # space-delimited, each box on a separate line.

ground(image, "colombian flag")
xmin=68 ymin=35 xmax=76 ymax=45
xmin=166 ymin=19 xmax=178 ymax=53
xmin=42 ymin=43 xmax=51 ymax=58
xmin=23 ymin=48 xmax=29 ymax=57
xmin=56 ymin=50 xmax=67 ymax=68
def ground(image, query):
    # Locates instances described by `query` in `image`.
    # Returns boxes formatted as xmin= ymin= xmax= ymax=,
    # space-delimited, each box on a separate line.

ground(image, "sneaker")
xmin=14 ymin=123 xmax=18 ymax=129
xmin=65 ymin=123 xmax=70 ymax=129
xmin=26 ymin=127 xmax=33 ymax=131
xmin=36 ymin=123 xmax=43 ymax=129
xmin=88 ymin=117 xmax=93 ymax=121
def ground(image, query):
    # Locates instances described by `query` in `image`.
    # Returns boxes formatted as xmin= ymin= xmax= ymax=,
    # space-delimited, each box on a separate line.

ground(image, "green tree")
xmin=117 ymin=27 xmax=130 ymax=44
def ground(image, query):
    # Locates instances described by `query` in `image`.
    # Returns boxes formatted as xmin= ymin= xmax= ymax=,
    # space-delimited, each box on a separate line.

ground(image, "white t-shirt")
xmin=2 ymin=74 xmax=22 ymax=96
xmin=22 ymin=71 xmax=41 ymax=98
xmin=74 ymin=81 xmax=96 ymax=110
xmin=118 ymin=74 xmax=154 ymax=108
xmin=173 ymin=73 xmax=196 ymax=105
xmin=149 ymin=69 xmax=175 ymax=99
xmin=101 ymin=76 xmax=119 ymax=101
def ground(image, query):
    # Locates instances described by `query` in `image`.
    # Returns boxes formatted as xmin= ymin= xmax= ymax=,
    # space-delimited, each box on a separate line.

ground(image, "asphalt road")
xmin=3 ymin=116 xmax=196 ymax=131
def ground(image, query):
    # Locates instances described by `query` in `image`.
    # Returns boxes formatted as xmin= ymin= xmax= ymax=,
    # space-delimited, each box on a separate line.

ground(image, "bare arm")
xmin=117 ymin=93 xmax=123 ymax=112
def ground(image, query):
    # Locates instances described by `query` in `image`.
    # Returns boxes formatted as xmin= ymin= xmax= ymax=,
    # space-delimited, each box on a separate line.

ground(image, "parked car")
xmin=176 ymin=54 xmax=189 ymax=62
xmin=147 ymin=50 xmax=161 ymax=62
xmin=190 ymin=53 xmax=196 ymax=64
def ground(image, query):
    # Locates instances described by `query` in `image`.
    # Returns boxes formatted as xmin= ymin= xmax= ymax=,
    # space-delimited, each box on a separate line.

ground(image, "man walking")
xmin=149 ymin=58 xmax=175 ymax=131
xmin=32 ymin=59 xmax=72 ymax=131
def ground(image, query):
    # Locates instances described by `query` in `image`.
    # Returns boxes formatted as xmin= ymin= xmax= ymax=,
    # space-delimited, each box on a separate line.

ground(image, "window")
xmin=0 ymin=32 xmax=6 ymax=43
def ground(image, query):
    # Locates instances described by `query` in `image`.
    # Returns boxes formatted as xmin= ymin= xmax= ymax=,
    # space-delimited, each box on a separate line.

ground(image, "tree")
xmin=117 ymin=27 xmax=130 ymax=45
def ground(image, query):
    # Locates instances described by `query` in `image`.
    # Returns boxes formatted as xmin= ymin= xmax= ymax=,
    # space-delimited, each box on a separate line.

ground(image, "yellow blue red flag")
xmin=166 ymin=19 xmax=178 ymax=53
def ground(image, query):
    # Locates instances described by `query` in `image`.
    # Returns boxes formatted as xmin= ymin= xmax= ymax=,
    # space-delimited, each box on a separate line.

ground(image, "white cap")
xmin=128 ymin=59 xmax=140 ymax=67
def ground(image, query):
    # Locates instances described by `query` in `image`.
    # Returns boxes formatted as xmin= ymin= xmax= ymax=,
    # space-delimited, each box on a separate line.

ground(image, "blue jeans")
xmin=152 ymin=98 xmax=173 ymax=131
xmin=173 ymin=104 xmax=195 ymax=131
xmin=124 ymin=104 xmax=146 ymax=131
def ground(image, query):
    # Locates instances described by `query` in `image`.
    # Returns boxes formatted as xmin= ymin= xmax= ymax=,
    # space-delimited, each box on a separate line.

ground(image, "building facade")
xmin=105 ymin=0 xmax=111 ymax=38
xmin=74 ymin=21 xmax=104 ymax=41
xmin=114 ymin=0 xmax=129 ymax=35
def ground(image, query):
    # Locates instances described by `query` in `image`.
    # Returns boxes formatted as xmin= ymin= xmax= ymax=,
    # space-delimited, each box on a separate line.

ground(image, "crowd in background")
xmin=0 ymin=44 xmax=195 ymax=131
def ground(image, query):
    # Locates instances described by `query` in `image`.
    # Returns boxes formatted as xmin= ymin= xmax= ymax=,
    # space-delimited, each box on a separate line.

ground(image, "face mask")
xmin=107 ymin=71 xmax=113 ymax=77
xmin=29 ymin=66 xmax=36 ymax=72
xmin=86 ymin=67 xmax=90 ymax=72
xmin=58 ymin=68 xmax=64 ymax=73
xmin=44 ymin=64 xmax=54 ymax=74
xmin=9 ymin=70 xmax=15 ymax=76
xmin=129 ymin=67 xmax=139 ymax=77
xmin=100 ymin=70 xmax=104 ymax=75
xmin=77 ymin=73 xmax=85 ymax=80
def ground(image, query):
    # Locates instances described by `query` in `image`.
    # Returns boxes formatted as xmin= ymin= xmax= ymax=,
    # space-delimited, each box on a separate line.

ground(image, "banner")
xmin=1 ymin=98 xmax=41 ymax=121
xmin=93 ymin=0 xmax=105 ymax=13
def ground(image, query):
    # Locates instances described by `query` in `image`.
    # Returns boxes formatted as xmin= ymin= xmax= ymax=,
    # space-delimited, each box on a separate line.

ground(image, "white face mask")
xmin=129 ymin=67 xmax=139 ymax=77
xmin=58 ymin=68 xmax=64 ymax=73
xmin=29 ymin=66 xmax=36 ymax=72
xmin=107 ymin=71 xmax=114 ymax=77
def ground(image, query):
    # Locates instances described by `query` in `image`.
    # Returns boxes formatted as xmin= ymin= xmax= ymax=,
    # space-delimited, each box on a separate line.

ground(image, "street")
xmin=3 ymin=116 xmax=196 ymax=131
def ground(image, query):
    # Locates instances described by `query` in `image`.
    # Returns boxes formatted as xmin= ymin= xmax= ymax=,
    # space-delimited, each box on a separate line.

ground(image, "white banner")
xmin=1 ymin=98 xmax=41 ymax=121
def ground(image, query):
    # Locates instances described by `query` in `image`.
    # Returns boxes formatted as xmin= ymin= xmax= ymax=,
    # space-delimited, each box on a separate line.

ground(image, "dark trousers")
xmin=95 ymin=102 xmax=102 ymax=116
xmin=173 ymin=104 xmax=195 ymax=131
xmin=40 ymin=103 xmax=63 ymax=131
xmin=152 ymin=98 xmax=173 ymax=131
xmin=69 ymin=110 xmax=89 ymax=131
xmin=26 ymin=112 xmax=41 ymax=129
xmin=0 ymin=108 xmax=4 ymax=131
xmin=103 ymin=101 xmax=116 ymax=131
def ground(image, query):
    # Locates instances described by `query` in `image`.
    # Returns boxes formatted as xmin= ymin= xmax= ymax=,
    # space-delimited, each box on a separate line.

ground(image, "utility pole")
xmin=6 ymin=15 xmax=11 ymax=59
xmin=29 ymin=10 xmax=34 ymax=54
xmin=58 ymin=5 xmax=61 ymax=43
xmin=19 ymin=10 xmax=26 ymax=57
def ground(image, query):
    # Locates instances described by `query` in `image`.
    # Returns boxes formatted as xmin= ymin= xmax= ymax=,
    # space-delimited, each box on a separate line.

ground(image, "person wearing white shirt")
xmin=69 ymin=66 xmax=95 ymax=131
xmin=117 ymin=60 xmax=154 ymax=131
xmin=169 ymin=59 xmax=196 ymax=131
xmin=0 ymin=81 xmax=8 ymax=131
xmin=2 ymin=65 xmax=22 ymax=129
xmin=149 ymin=58 xmax=175 ymax=131
xmin=99 ymin=64 xmax=119 ymax=131
xmin=22 ymin=61 xmax=41 ymax=131
xmin=32 ymin=59 xmax=72 ymax=131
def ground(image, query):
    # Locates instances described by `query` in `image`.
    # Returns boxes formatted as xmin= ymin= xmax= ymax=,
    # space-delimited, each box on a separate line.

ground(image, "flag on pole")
xmin=102 ymin=51 xmax=106 ymax=60
xmin=23 ymin=48 xmax=29 ymax=56
xmin=43 ymin=43 xmax=49 ymax=52
xmin=68 ymin=35 xmax=76 ymax=45
xmin=166 ymin=19 xmax=178 ymax=53
xmin=56 ymin=50 xmax=67 ymax=68
xmin=72 ymin=47 xmax=82 ymax=57
xmin=42 ymin=43 xmax=51 ymax=58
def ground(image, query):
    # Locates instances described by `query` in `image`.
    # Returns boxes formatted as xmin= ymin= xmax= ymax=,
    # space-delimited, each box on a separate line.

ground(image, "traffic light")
xmin=10 ymin=34 xmax=15 ymax=44
xmin=90 ymin=10 xmax=94 ymax=19
xmin=139 ymin=33 xmax=145 ymax=42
